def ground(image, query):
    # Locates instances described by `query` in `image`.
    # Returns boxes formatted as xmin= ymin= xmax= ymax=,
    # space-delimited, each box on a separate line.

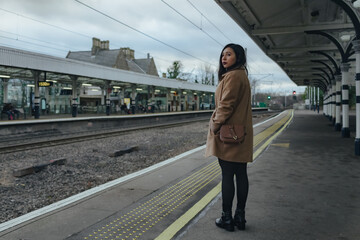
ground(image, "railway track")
xmin=0 ymin=111 xmax=276 ymax=155
xmin=0 ymin=117 xmax=210 ymax=154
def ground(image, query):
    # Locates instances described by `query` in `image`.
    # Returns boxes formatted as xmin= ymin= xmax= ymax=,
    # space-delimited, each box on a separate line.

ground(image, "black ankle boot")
xmin=234 ymin=209 xmax=246 ymax=230
xmin=215 ymin=211 xmax=234 ymax=232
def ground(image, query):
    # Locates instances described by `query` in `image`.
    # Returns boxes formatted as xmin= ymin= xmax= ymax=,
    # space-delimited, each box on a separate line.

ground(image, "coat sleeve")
xmin=211 ymin=72 xmax=242 ymax=133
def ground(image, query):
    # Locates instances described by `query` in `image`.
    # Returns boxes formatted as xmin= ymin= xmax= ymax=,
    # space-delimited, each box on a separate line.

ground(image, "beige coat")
xmin=205 ymin=67 xmax=253 ymax=163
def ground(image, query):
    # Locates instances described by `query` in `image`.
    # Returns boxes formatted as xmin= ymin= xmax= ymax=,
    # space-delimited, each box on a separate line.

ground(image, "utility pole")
xmin=249 ymin=74 xmax=273 ymax=106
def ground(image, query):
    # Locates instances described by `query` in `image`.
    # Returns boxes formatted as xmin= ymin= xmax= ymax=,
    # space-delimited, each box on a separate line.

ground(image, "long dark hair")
xmin=218 ymin=43 xmax=247 ymax=80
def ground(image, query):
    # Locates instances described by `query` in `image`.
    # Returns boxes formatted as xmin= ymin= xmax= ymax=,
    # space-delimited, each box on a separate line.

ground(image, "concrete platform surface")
xmin=1 ymin=110 xmax=360 ymax=240
xmin=179 ymin=110 xmax=360 ymax=240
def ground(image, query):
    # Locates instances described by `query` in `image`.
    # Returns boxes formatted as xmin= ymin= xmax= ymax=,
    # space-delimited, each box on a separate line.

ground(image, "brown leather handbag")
xmin=220 ymin=125 xmax=246 ymax=144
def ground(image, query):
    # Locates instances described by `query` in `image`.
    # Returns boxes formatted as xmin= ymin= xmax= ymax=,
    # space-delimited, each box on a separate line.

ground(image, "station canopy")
xmin=0 ymin=46 xmax=216 ymax=93
xmin=216 ymin=0 xmax=359 ymax=90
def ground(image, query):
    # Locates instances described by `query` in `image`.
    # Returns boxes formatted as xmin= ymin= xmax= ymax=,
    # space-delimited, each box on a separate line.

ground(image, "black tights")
xmin=218 ymin=158 xmax=249 ymax=212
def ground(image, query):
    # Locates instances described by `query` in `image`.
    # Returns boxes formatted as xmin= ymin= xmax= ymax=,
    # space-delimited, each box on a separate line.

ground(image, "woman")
xmin=205 ymin=43 xmax=253 ymax=232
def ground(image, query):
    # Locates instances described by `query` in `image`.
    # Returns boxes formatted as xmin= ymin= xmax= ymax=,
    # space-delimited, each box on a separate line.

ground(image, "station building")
xmin=0 ymin=38 xmax=216 ymax=119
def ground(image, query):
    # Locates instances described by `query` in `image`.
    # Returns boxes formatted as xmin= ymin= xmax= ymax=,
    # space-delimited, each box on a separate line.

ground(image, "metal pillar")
xmin=313 ymin=86 xmax=316 ymax=112
xmin=167 ymin=88 xmax=171 ymax=112
xmin=354 ymin=40 xmax=360 ymax=155
xmin=323 ymin=92 xmax=327 ymax=116
xmin=178 ymin=91 xmax=183 ymax=111
xmin=314 ymin=87 xmax=317 ymax=110
xmin=341 ymin=63 xmax=351 ymax=137
xmin=335 ymin=74 xmax=342 ymax=131
xmin=331 ymin=78 xmax=336 ymax=125
xmin=310 ymin=87 xmax=312 ymax=110
xmin=71 ymin=76 xmax=78 ymax=117
xmin=105 ymin=81 xmax=110 ymax=116
xmin=317 ymin=87 xmax=320 ymax=113
xmin=131 ymin=85 xmax=136 ymax=114
xmin=2 ymin=78 xmax=8 ymax=103
xmin=32 ymin=71 xmax=40 ymax=119
xmin=328 ymin=87 xmax=332 ymax=120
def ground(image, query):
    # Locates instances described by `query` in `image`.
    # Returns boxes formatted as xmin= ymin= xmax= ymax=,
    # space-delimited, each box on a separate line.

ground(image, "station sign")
xmin=38 ymin=81 xmax=53 ymax=87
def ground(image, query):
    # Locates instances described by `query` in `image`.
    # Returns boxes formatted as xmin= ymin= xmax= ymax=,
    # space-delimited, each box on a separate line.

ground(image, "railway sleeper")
xmin=109 ymin=146 xmax=139 ymax=157
xmin=13 ymin=158 xmax=67 ymax=177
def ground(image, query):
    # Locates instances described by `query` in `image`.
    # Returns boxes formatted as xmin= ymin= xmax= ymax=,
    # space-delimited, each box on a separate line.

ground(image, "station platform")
xmin=179 ymin=110 xmax=360 ymax=240
xmin=1 ymin=110 xmax=360 ymax=240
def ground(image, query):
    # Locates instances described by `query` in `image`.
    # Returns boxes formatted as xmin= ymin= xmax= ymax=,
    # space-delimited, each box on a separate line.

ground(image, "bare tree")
xmin=249 ymin=76 xmax=259 ymax=106
xmin=200 ymin=64 xmax=215 ymax=85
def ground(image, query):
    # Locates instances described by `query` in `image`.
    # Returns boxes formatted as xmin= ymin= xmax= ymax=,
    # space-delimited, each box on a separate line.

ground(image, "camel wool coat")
xmin=205 ymin=67 xmax=253 ymax=163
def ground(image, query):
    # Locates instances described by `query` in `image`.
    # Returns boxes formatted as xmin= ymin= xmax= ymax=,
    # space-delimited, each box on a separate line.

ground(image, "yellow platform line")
xmin=154 ymin=110 xmax=294 ymax=240
xmin=253 ymin=110 xmax=292 ymax=147
xmin=85 ymin=162 xmax=221 ymax=239
xmin=85 ymin=110 xmax=293 ymax=240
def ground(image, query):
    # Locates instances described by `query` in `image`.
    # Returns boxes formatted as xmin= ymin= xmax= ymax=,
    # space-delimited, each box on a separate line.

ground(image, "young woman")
xmin=205 ymin=43 xmax=253 ymax=231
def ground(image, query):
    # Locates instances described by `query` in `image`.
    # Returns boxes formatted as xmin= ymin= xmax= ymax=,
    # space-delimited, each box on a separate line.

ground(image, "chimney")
xmin=147 ymin=53 xmax=150 ymax=59
xmin=120 ymin=47 xmax=135 ymax=60
xmin=100 ymin=40 xmax=109 ymax=50
xmin=91 ymin=37 xmax=101 ymax=55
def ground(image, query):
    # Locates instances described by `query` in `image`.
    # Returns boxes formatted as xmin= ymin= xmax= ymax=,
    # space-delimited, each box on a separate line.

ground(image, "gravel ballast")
xmin=0 ymin=116 xmax=267 ymax=224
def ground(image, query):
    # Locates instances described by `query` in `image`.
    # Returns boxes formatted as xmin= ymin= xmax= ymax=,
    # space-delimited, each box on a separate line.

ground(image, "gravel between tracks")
xmin=0 ymin=115 xmax=267 ymax=224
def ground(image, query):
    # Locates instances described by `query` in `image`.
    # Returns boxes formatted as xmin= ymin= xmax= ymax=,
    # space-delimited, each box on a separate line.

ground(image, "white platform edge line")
xmin=0 ymin=145 xmax=205 ymax=232
xmin=0 ymin=110 xmax=286 ymax=232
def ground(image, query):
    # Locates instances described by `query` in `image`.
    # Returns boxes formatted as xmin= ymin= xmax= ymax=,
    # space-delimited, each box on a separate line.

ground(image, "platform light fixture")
xmin=62 ymin=87 xmax=72 ymax=90
xmin=136 ymin=88 xmax=143 ymax=91
xmin=0 ymin=75 xmax=10 ymax=78
xmin=354 ymin=0 xmax=360 ymax=8
xmin=155 ymin=89 xmax=161 ymax=93
xmin=46 ymin=79 xmax=57 ymax=83
xmin=113 ymin=86 xmax=121 ymax=89
xmin=27 ymin=84 xmax=35 ymax=87
xmin=182 ymin=91 xmax=187 ymax=95
xmin=340 ymin=32 xmax=351 ymax=42
xmin=82 ymin=83 xmax=92 ymax=86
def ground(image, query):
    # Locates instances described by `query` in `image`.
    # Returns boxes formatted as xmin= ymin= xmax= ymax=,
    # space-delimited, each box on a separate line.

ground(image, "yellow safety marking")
xmin=85 ymin=162 xmax=221 ymax=239
xmin=155 ymin=110 xmax=294 ymax=240
xmin=271 ymin=143 xmax=290 ymax=148
xmin=253 ymin=110 xmax=292 ymax=147
xmin=84 ymin=110 xmax=294 ymax=240
xmin=154 ymin=182 xmax=221 ymax=240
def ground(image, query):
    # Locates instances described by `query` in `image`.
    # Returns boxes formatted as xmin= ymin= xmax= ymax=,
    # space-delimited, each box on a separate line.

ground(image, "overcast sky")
xmin=0 ymin=0 xmax=305 ymax=94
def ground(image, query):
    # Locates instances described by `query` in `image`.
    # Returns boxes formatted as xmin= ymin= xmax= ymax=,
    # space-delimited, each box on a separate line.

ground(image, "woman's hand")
xmin=210 ymin=120 xmax=221 ymax=135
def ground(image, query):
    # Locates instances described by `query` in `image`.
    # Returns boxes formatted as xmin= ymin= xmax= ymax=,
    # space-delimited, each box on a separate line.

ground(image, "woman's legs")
xmin=218 ymin=159 xmax=249 ymax=211
xmin=218 ymin=159 xmax=235 ymax=212
xmin=235 ymin=162 xmax=248 ymax=210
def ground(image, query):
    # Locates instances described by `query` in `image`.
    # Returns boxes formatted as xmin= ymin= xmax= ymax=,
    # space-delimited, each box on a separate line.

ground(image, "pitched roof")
xmin=66 ymin=49 xmax=158 ymax=76
xmin=67 ymin=49 xmax=120 ymax=68
xmin=133 ymin=58 xmax=152 ymax=74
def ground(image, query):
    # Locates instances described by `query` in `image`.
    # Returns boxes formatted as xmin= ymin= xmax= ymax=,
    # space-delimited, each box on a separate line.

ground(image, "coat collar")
xmin=220 ymin=66 xmax=245 ymax=80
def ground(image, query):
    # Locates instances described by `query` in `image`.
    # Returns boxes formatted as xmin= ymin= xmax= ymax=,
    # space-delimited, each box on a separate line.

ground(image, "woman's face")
xmin=221 ymin=47 xmax=237 ymax=69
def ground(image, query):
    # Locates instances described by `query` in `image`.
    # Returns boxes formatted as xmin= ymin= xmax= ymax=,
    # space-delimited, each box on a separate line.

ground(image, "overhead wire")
xmin=0 ymin=8 xmax=178 ymax=71
xmin=0 ymin=1 xmax=270 ymax=80
xmin=183 ymin=0 xmax=265 ymax=75
xmin=161 ymin=0 xmax=223 ymax=46
xmin=186 ymin=0 xmax=232 ymax=43
xmin=0 ymin=7 xmax=91 ymax=39
xmin=74 ymin=0 xmax=215 ymax=67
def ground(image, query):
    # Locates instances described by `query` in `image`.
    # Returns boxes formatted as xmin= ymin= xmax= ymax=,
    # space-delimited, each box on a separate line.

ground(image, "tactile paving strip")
xmin=79 ymin=161 xmax=220 ymax=240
